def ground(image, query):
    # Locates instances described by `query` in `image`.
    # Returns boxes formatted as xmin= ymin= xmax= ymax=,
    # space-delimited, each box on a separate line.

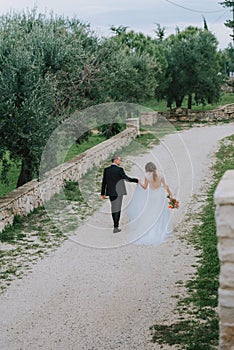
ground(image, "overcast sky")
xmin=0 ymin=0 xmax=232 ymax=49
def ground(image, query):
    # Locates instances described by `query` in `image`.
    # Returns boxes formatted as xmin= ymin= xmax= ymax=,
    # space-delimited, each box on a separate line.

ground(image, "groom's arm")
xmin=119 ymin=167 xmax=138 ymax=183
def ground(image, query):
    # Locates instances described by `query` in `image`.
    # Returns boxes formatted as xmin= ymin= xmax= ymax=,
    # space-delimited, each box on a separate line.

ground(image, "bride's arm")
xmin=139 ymin=176 xmax=148 ymax=190
xmin=161 ymin=176 xmax=172 ymax=197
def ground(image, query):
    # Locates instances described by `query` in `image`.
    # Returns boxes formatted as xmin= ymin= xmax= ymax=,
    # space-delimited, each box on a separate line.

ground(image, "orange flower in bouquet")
xmin=167 ymin=195 xmax=179 ymax=209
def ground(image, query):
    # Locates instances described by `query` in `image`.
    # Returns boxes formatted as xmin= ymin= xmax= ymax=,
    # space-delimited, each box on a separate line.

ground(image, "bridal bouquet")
xmin=167 ymin=195 xmax=179 ymax=209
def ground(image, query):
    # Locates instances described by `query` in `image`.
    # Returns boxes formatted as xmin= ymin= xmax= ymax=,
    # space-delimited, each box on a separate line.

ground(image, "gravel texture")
xmin=0 ymin=123 xmax=233 ymax=350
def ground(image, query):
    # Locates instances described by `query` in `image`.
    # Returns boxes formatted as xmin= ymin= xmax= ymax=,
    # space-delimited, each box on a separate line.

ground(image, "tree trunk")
xmin=188 ymin=94 xmax=192 ymax=109
xmin=167 ymin=98 xmax=173 ymax=109
xmin=175 ymin=96 xmax=183 ymax=108
xmin=17 ymin=157 xmax=34 ymax=187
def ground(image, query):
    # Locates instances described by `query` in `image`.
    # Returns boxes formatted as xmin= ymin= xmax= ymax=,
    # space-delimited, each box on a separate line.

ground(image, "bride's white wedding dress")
xmin=126 ymin=173 xmax=173 ymax=245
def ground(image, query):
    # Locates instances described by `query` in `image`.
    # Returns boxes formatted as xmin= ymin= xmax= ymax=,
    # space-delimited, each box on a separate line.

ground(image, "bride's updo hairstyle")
xmin=145 ymin=162 xmax=157 ymax=181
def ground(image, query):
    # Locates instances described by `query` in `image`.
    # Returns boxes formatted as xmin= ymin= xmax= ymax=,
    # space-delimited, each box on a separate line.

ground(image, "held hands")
xmin=101 ymin=195 xmax=106 ymax=200
xmin=138 ymin=179 xmax=145 ymax=189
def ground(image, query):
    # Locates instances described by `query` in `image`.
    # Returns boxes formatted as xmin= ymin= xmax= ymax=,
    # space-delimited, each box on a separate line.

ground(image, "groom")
xmin=101 ymin=155 xmax=139 ymax=233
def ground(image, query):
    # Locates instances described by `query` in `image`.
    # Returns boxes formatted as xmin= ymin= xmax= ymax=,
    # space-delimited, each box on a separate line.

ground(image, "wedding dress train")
xmin=126 ymin=180 xmax=173 ymax=245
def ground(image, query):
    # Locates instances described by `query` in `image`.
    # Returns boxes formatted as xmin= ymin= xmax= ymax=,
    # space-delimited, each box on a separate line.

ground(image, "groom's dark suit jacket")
xmin=101 ymin=164 xmax=138 ymax=197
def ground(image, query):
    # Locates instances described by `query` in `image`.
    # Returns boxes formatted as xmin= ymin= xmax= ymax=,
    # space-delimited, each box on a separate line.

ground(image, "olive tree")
xmin=0 ymin=11 xmax=99 ymax=186
xmin=162 ymin=26 xmax=222 ymax=108
xmin=105 ymin=28 xmax=168 ymax=102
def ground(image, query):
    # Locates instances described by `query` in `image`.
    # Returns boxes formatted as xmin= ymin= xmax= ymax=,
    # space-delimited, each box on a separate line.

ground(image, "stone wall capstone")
xmin=126 ymin=117 xmax=140 ymax=135
xmin=140 ymin=111 xmax=158 ymax=126
xmin=215 ymin=170 xmax=234 ymax=350
xmin=0 ymin=126 xmax=138 ymax=233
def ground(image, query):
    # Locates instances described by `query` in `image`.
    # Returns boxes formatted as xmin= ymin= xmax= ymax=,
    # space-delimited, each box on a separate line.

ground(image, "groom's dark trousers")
xmin=109 ymin=195 xmax=123 ymax=228
xmin=101 ymin=164 xmax=138 ymax=228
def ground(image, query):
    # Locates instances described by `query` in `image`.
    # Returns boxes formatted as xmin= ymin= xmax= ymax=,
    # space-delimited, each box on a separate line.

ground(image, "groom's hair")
xmin=111 ymin=155 xmax=120 ymax=162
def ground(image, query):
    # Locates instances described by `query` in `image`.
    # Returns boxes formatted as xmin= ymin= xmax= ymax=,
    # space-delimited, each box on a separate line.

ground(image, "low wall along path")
xmin=0 ymin=124 xmax=138 ymax=233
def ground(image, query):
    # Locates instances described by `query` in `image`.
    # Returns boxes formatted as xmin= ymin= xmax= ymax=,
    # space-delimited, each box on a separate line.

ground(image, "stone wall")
xmin=215 ymin=170 xmax=234 ymax=350
xmin=141 ymin=111 xmax=158 ymax=126
xmin=222 ymin=78 xmax=234 ymax=93
xmin=160 ymin=103 xmax=234 ymax=123
xmin=0 ymin=126 xmax=138 ymax=233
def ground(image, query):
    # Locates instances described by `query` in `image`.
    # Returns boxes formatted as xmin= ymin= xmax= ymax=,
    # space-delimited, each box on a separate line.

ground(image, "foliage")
xmin=144 ymin=92 xmax=234 ymax=112
xmin=63 ymin=180 xmax=84 ymax=201
xmin=222 ymin=43 xmax=234 ymax=77
xmin=0 ymin=153 xmax=20 ymax=196
xmin=106 ymin=28 xmax=168 ymax=102
xmin=220 ymin=0 xmax=234 ymax=42
xmin=65 ymin=133 xmax=105 ymax=161
xmin=162 ymin=26 xmax=223 ymax=108
xmin=154 ymin=23 xmax=166 ymax=42
xmin=0 ymin=133 xmax=106 ymax=197
xmin=97 ymin=123 xmax=125 ymax=139
xmin=0 ymin=13 xmax=169 ymax=189
xmin=75 ymin=130 xmax=92 ymax=144
xmin=0 ymin=10 xmax=99 ymax=187
xmin=0 ymin=10 xmax=230 ymax=191
xmin=0 ymin=215 xmax=24 ymax=243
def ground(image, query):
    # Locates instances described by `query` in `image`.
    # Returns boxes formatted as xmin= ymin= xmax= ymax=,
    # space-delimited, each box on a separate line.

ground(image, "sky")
xmin=0 ymin=0 xmax=232 ymax=49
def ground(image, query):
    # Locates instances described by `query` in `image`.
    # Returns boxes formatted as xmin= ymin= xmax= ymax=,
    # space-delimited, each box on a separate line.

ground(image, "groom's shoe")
xmin=113 ymin=227 xmax=121 ymax=233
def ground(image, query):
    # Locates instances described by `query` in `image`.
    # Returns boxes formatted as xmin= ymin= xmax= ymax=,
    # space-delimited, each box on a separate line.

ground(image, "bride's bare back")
xmin=146 ymin=172 xmax=161 ymax=190
xmin=140 ymin=172 xmax=172 ymax=197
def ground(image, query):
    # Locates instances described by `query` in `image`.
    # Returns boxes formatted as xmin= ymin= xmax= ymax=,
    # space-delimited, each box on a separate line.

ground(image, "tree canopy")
xmin=0 ymin=10 xmax=227 ymax=188
xmin=0 ymin=11 xmax=101 ymax=186
xmin=162 ymin=26 xmax=222 ymax=108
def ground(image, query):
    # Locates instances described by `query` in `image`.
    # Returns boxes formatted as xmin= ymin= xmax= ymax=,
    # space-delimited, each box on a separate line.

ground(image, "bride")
xmin=126 ymin=162 xmax=173 ymax=245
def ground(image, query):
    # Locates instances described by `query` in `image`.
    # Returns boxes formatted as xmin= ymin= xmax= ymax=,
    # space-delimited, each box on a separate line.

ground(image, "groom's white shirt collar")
xmin=112 ymin=163 xmax=119 ymax=166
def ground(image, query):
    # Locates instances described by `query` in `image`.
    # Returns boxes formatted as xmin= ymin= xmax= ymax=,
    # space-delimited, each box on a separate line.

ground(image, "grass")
xmin=144 ymin=92 xmax=234 ymax=112
xmin=116 ymin=132 xmax=160 ymax=159
xmin=150 ymin=134 xmax=234 ymax=349
xmin=0 ymin=215 xmax=25 ymax=243
xmin=0 ymin=102 xmax=233 ymax=295
xmin=119 ymin=120 xmax=179 ymax=158
xmin=0 ymin=93 xmax=233 ymax=198
xmin=0 ymin=130 xmax=160 ymax=199
xmin=49 ymin=179 xmax=85 ymax=204
xmin=0 ymin=171 xmax=103 ymax=292
xmin=0 ymin=158 xmax=20 ymax=197
xmin=189 ymin=92 xmax=234 ymax=111
xmin=0 ymin=134 xmax=106 ymax=199
xmin=64 ymin=134 xmax=106 ymax=161
xmin=63 ymin=180 xmax=84 ymax=201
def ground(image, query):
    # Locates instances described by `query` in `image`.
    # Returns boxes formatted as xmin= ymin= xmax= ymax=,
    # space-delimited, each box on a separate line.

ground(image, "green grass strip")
xmin=0 ymin=134 xmax=106 ymax=198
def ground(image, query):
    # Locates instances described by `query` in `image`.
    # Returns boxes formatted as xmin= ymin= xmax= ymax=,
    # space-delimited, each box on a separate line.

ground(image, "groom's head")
xmin=112 ymin=155 xmax=121 ymax=166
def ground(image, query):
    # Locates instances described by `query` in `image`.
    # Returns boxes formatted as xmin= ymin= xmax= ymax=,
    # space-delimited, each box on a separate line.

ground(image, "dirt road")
xmin=0 ymin=123 xmax=233 ymax=350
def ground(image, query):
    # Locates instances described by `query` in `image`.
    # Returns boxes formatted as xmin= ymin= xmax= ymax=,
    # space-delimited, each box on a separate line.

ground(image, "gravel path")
xmin=0 ymin=123 xmax=233 ymax=350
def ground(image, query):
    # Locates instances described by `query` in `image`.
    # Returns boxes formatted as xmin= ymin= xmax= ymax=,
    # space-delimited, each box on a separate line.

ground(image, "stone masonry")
xmin=161 ymin=103 xmax=234 ymax=123
xmin=215 ymin=170 xmax=234 ymax=350
xmin=0 ymin=125 xmax=138 ymax=233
